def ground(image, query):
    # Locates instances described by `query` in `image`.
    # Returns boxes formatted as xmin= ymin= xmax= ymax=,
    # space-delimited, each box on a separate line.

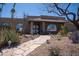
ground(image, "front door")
xmin=33 ymin=22 xmax=40 ymax=34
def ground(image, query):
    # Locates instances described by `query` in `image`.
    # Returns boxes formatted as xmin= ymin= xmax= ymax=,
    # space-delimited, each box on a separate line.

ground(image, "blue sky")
xmin=1 ymin=3 xmax=79 ymax=18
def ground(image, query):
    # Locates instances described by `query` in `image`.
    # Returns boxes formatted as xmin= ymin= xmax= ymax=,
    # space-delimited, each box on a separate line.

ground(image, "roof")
xmin=0 ymin=15 xmax=67 ymax=23
xmin=27 ymin=15 xmax=65 ymax=20
xmin=27 ymin=15 xmax=67 ymax=23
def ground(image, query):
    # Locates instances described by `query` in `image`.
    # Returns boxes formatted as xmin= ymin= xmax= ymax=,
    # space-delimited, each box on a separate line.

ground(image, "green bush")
xmin=8 ymin=30 xmax=20 ymax=44
xmin=0 ymin=29 xmax=20 ymax=48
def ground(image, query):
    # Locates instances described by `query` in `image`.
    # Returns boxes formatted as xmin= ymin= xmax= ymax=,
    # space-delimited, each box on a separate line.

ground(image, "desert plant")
xmin=0 ymin=29 xmax=20 ymax=48
xmin=9 ymin=30 xmax=20 ymax=44
xmin=0 ymin=30 xmax=5 ymax=47
xmin=63 ymin=27 xmax=69 ymax=35
xmin=49 ymin=47 xmax=60 ymax=56
xmin=60 ymin=26 xmax=69 ymax=36
xmin=0 ymin=30 xmax=9 ymax=47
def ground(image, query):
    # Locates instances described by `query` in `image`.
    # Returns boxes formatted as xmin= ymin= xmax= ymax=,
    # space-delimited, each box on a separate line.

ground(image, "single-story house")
xmin=0 ymin=15 xmax=67 ymax=34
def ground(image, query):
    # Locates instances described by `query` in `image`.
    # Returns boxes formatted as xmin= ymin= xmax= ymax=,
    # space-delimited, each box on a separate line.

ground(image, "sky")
xmin=0 ymin=3 xmax=79 ymax=18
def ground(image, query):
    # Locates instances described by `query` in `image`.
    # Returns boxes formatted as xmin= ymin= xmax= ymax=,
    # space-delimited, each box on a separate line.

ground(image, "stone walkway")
xmin=0 ymin=35 xmax=50 ymax=56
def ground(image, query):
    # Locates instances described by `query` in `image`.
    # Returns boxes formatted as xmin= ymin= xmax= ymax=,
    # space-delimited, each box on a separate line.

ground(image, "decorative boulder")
xmin=64 ymin=22 xmax=77 ymax=32
xmin=70 ymin=31 xmax=79 ymax=43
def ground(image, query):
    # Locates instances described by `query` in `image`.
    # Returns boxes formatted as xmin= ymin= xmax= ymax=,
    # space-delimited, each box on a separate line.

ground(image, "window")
xmin=2 ymin=23 xmax=11 ymax=29
xmin=16 ymin=24 xmax=23 ymax=31
xmin=47 ymin=24 xmax=57 ymax=31
xmin=3 ymin=23 xmax=11 ymax=27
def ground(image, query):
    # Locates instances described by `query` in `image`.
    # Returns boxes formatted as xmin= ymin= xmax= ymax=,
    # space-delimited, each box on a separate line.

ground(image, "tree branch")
xmin=65 ymin=3 xmax=71 ymax=12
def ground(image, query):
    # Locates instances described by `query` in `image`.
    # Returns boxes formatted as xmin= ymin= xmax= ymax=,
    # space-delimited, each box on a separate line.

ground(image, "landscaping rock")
xmin=64 ymin=22 xmax=77 ymax=32
xmin=70 ymin=31 xmax=79 ymax=43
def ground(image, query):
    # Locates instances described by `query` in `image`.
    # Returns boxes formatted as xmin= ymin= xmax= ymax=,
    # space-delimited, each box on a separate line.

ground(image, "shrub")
xmin=9 ymin=30 xmax=20 ymax=44
xmin=0 ymin=30 xmax=5 ymax=47
xmin=0 ymin=29 xmax=20 ymax=48
xmin=60 ymin=26 xmax=69 ymax=36
xmin=49 ymin=47 xmax=60 ymax=56
xmin=63 ymin=27 xmax=69 ymax=35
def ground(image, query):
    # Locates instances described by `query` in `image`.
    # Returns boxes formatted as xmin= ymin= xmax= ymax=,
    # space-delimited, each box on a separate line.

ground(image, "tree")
xmin=11 ymin=3 xmax=16 ymax=18
xmin=10 ymin=3 xmax=16 ymax=30
xmin=44 ymin=3 xmax=79 ymax=30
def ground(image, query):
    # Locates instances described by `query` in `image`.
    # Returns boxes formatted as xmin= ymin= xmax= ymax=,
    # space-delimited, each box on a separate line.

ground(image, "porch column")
xmin=42 ymin=22 xmax=45 ymax=33
xmin=30 ymin=22 xmax=33 ymax=34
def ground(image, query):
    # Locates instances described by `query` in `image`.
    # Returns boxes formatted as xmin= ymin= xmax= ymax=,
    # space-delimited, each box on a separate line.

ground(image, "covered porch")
xmin=30 ymin=21 xmax=64 ymax=34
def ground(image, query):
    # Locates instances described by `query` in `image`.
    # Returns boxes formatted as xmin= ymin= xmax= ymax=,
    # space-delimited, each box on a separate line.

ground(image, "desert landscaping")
xmin=0 ymin=33 xmax=79 ymax=56
xmin=28 ymin=35 xmax=79 ymax=56
xmin=0 ymin=3 xmax=79 ymax=56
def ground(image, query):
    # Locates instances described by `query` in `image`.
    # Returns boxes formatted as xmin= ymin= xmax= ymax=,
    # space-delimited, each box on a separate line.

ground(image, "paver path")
xmin=1 ymin=35 xmax=50 ymax=56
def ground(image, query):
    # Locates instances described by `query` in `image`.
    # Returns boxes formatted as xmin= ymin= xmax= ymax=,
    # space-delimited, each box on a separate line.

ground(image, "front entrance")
xmin=32 ymin=22 xmax=40 ymax=34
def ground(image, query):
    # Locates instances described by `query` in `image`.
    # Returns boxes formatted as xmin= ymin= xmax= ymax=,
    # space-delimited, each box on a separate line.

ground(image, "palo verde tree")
xmin=44 ymin=3 xmax=79 ymax=30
